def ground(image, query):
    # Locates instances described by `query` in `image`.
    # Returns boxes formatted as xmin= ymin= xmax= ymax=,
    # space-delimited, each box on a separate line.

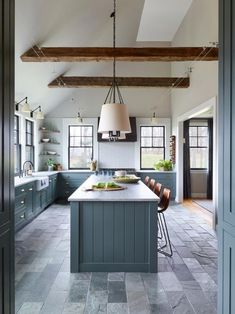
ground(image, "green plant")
xmin=154 ymin=159 xmax=173 ymax=171
xmin=47 ymin=158 xmax=54 ymax=166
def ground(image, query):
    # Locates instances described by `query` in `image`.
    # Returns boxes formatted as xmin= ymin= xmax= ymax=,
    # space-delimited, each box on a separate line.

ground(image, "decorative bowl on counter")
xmin=42 ymin=138 xmax=50 ymax=143
xmin=113 ymin=175 xmax=141 ymax=184
xmin=114 ymin=170 xmax=127 ymax=177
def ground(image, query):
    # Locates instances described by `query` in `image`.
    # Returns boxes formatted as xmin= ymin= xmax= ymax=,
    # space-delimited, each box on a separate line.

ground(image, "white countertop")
xmin=68 ymin=175 xmax=159 ymax=202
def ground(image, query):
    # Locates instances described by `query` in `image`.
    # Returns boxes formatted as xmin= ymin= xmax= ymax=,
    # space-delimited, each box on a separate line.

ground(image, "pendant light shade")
xmin=98 ymin=103 xmax=131 ymax=134
xmin=36 ymin=110 xmax=44 ymax=120
xmin=22 ymin=100 xmax=31 ymax=113
xmin=30 ymin=105 xmax=44 ymax=120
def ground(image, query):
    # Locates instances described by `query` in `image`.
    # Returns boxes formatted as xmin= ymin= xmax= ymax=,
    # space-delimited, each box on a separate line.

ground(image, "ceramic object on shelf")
xmin=42 ymin=138 xmax=50 ymax=143
xmin=47 ymin=151 xmax=57 ymax=155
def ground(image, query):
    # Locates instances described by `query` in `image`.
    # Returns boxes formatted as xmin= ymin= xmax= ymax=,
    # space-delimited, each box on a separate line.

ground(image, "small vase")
xmin=48 ymin=165 xmax=53 ymax=171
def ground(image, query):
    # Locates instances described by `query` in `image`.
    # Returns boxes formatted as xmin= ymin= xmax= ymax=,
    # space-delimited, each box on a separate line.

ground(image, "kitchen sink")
xmin=35 ymin=176 xmax=49 ymax=191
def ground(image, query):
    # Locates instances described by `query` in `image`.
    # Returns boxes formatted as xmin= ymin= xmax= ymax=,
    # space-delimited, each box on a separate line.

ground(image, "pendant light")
xmin=98 ymin=0 xmax=131 ymax=141
xmin=151 ymin=112 xmax=158 ymax=124
xmin=77 ymin=112 xmax=83 ymax=123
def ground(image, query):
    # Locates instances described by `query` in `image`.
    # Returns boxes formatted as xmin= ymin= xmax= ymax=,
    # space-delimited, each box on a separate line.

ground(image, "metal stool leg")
xmin=157 ymin=212 xmax=173 ymax=257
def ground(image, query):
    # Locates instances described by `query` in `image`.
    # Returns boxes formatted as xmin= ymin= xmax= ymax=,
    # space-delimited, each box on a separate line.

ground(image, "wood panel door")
xmin=219 ymin=1 xmax=235 ymax=313
xmin=0 ymin=0 xmax=15 ymax=313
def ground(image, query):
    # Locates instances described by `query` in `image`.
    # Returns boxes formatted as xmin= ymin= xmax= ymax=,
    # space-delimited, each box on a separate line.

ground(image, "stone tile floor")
xmin=15 ymin=203 xmax=218 ymax=313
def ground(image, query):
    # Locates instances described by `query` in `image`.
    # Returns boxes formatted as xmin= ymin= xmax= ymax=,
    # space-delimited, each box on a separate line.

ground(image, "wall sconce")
xmin=151 ymin=112 xmax=158 ymax=124
xmin=15 ymin=97 xmax=31 ymax=112
xmin=77 ymin=112 xmax=83 ymax=123
xmin=30 ymin=106 xmax=44 ymax=120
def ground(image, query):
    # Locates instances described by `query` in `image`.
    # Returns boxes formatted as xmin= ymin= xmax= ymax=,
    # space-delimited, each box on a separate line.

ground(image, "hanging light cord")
xmin=104 ymin=0 xmax=124 ymax=105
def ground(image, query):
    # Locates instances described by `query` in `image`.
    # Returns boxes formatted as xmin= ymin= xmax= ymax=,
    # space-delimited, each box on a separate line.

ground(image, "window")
xmin=25 ymin=119 xmax=34 ymax=165
xmin=14 ymin=115 xmax=21 ymax=174
xmin=140 ymin=126 xmax=165 ymax=169
xmin=189 ymin=125 xmax=208 ymax=169
xmin=68 ymin=125 xmax=93 ymax=169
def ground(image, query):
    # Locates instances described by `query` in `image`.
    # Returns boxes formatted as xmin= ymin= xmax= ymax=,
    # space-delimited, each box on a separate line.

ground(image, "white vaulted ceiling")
xmin=137 ymin=0 xmax=193 ymax=42
xmin=15 ymin=0 xmax=193 ymax=117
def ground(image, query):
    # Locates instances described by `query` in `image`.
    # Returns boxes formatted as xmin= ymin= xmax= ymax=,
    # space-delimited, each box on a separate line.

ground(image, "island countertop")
xmin=68 ymin=174 xmax=159 ymax=202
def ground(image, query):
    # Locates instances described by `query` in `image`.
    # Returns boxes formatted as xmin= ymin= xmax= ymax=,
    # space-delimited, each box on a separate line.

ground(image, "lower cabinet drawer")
xmin=15 ymin=209 xmax=27 ymax=230
xmin=15 ymin=194 xmax=27 ymax=212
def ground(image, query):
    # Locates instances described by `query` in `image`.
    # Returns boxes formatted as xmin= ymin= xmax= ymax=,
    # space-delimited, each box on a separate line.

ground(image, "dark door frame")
xmin=0 ymin=0 xmax=15 ymax=313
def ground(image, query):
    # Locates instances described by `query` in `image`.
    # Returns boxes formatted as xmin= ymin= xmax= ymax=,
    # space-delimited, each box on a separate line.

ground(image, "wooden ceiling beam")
xmin=48 ymin=76 xmax=190 ymax=88
xmin=21 ymin=46 xmax=218 ymax=62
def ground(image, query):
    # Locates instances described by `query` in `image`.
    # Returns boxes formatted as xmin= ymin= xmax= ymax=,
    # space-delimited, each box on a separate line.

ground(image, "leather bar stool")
xmin=148 ymin=178 xmax=156 ymax=191
xmin=157 ymin=188 xmax=173 ymax=257
xmin=144 ymin=176 xmax=150 ymax=186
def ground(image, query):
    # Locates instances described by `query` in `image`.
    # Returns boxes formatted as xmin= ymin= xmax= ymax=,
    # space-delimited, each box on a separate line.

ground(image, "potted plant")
xmin=154 ymin=159 xmax=173 ymax=171
xmin=47 ymin=158 xmax=54 ymax=171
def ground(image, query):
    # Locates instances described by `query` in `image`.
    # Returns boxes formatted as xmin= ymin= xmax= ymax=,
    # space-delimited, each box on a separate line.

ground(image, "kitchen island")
xmin=68 ymin=175 xmax=159 ymax=273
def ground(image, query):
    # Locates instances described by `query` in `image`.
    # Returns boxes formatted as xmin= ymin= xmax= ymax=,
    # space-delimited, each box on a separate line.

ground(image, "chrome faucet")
xmin=22 ymin=161 xmax=34 ymax=177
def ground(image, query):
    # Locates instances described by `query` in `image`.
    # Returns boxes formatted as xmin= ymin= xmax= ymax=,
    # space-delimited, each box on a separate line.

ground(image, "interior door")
xmin=0 ymin=0 xmax=15 ymax=313
xmin=218 ymin=1 xmax=235 ymax=313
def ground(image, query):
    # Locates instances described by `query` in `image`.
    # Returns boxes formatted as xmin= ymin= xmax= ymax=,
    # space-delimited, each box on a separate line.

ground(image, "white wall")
xmin=39 ymin=117 xmax=171 ymax=171
xmin=171 ymin=0 xmax=218 ymax=133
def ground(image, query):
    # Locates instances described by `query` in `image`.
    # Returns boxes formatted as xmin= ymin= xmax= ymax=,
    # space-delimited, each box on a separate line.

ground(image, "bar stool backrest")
xmin=154 ymin=182 xmax=162 ymax=197
xmin=158 ymin=188 xmax=171 ymax=213
xmin=149 ymin=178 xmax=155 ymax=191
xmin=144 ymin=176 xmax=150 ymax=186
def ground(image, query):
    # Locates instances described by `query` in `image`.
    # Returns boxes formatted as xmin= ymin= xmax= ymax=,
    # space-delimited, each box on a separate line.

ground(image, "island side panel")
xmin=149 ymin=201 xmax=158 ymax=273
xmin=73 ymin=201 xmax=157 ymax=272
xmin=70 ymin=202 xmax=80 ymax=273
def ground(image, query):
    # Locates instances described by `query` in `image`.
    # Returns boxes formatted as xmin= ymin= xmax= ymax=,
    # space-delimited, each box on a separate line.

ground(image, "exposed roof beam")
xmin=48 ymin=76 xmax=190 ymax=88
xmin=21 ymin=46 xmax=218 ymax=62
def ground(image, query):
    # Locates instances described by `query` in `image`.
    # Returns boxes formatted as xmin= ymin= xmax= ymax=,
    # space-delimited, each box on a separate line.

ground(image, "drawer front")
xmin=15 ymin=182 xmax=35 ymax=197
xmin=15 ymin=194 xmax=27 ymax=212
xmin=15 ymin=209 xmax=27 ymax=230
xmin=62 ymin=179 xmax=83 ymax=188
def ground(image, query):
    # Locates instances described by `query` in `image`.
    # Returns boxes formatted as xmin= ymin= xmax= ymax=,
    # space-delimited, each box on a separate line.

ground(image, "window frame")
xmin=68 ymin=125 xmax=94 ymax=170
xmin=189 ymin=125 xmax=208 ymax=170
xmin=14 ymin=115 xmax=21 ymax=175
xmin=25 ymin=119 xmax=35 ymax=166
xmin=140 ymin=125 xmax=166 ymax=170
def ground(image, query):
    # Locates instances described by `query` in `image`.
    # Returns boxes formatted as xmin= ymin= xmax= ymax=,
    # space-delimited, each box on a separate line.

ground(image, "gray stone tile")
xmin=90 ymin=273 xmax=108 ymax=292
xmin=150 ymin=303 xmax=173 ymax=314
xmin=17 ymin=302 xmax=43 ymax=314
xmin=171 ymin=264 xmax=195 ymax=281
xmin=183 ymin=258 xmax=204 ymax=273
xmin=40 ymin=290 xmax=68 ymax=314
xmin=158 ymin=272 xmax=183 ymax=292
xmin=185 ymin=290 xmax=217 ymax=314
xmin=192 ymin=272 xmax=217 ymax=291
xmin=62 ymin=303 xmax=85 ymax=314
xmin=108 ymin=272 xmax=125 ymax=281
xmin=108 ymin=281 xmax=127 ymax=303
xmin=85 ymin=290 xmax=108 ymax=313
xmin=107 ymin=303 xmax=128 ymax=314
xmin=68 ymin=280 xmax=90 ymax=303
xmin=167 ymin=291 xmax=194 ymax=314
xmin=127 ymin=291 xmax=150 ymax=314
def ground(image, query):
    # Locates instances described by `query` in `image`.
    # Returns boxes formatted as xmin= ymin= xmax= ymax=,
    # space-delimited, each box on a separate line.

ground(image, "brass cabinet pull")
xmin=49 ymin=180 xmax=52 ymax=183
xmin=21 ymin=200 xmax=24 ymax=204
xmin=29 ymin=188 xmax=33 ymax=191
xmin=65 ymin=182 xmax=69 ymax=185
xmin=20 ymin=214 xmax=25 ymax=219
xmin=21 ymin=189 xmax=25 ymax=192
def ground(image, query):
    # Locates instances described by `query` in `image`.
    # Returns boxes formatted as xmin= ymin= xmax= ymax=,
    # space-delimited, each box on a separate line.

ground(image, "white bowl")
xmin=42 ymin=138 xmax=50 ymax=143
xmin=115 ymin=170 xmax=127 ymax=177
xmin=47 ymin=151 xmax=56 ymax=155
